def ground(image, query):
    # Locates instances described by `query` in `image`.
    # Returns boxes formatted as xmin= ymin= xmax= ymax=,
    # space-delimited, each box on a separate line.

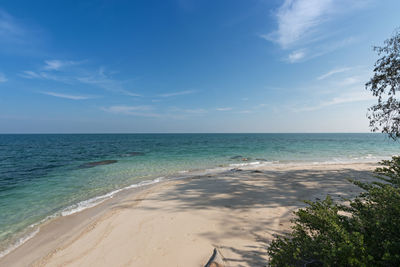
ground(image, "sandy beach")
xmin=0 ymin=162 xmax=378 ymax=267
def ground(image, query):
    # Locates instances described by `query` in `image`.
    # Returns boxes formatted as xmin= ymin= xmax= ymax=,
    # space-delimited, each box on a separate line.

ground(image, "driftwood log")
xmin=204 ymin=248 xmax=225 ymax=267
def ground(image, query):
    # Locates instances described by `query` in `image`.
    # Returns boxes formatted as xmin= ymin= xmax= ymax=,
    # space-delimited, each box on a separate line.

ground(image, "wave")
xmin=61 ymin=176 xmax=165 ymax=216
xmin=0 ymin=227 xmax=39 ymax=258
xmin=228 ymin=161 xmax=273 ymax=167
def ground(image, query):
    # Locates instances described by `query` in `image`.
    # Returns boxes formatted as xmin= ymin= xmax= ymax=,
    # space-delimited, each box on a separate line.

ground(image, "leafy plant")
xmin=366 ymin=28 xmax=400 ymax=139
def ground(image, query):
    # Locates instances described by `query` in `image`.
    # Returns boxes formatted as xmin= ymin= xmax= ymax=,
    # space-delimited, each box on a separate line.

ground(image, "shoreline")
xmin=1 ymin=162 xmax=378 ymax=266
xmin=1 ymin=158 xmax=385 ymax=259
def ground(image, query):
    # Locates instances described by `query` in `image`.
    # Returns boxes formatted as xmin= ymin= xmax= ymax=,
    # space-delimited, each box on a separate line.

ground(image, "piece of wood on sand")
xmin=204 ymin=248 xmax=226 ymax=267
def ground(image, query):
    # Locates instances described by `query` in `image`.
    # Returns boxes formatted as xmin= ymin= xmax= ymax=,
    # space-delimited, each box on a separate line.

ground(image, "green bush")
xmin=267 ymin=156 xmax=400 ymax=267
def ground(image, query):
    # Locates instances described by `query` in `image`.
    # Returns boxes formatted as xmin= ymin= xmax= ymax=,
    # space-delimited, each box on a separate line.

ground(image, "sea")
xmin=0 ymin=133 xmax=399 ymax=256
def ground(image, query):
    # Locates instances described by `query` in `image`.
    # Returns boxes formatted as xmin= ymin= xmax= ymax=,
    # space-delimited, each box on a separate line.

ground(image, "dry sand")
xmin=0 ymin=162 xmax=378 ymax=267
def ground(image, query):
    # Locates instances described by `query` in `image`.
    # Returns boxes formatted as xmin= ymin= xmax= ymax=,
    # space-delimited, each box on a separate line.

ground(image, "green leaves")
xmin=268 ymin=157 xmax=400 ymax=266
xmin=366 ymin=28 xmax=400 ymax=139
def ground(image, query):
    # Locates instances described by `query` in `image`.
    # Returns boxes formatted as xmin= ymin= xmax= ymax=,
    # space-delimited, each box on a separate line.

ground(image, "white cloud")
xmin=0 ymin=72 xmax=7 ymax=82
xmin=264 ymin=1 xmax=369 ymax=63
xmin=20 ymin=70 xmax=69 ymax=82
xmin=20 ymin=70 xmax=41 ymax=79
xmin=338 ymin=76 xmax=363 ymax=86
xmin=41 ymin=91 xmax=93 ymax=100
xmin=44 ymin=60 xmax=81 ymax=71
xmin=269 ymin=0 xmax=333 ymax=48
xmin=216 ymin=107 xmax=232 ymax=111
xmin=288 ymin=50 xmax=306 ymax=63
xmin=317 ymin=67 xmax=352 ymax=80
xmin=158 ymin=90 xmax=196 ymax=98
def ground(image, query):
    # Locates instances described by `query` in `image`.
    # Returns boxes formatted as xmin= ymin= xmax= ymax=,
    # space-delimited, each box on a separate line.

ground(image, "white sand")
xmin=0 ymin=162 xmax=377 ymax=267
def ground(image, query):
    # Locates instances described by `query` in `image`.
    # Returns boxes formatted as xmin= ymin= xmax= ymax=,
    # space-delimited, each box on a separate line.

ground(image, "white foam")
xmin=309 ymin=155 xmax=389 ymax=165
xmin=0 ymin=227 xmax=39 ymax=258
xmin=61 ymin=176 xmax=165 ymax=217
xmin=229 ymin=161 xmax=262 ymax=167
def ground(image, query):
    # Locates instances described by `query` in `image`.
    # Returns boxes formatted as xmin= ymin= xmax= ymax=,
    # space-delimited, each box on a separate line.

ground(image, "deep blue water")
xmin=0 ymin=133 xmax=399 ymax=256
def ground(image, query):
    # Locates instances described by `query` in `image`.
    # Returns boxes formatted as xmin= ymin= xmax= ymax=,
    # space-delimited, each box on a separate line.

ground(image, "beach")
xmin=0 ymin=162 xmax=377 ymax=267
xmin=1 ymin=0 xmax=398 ymax=265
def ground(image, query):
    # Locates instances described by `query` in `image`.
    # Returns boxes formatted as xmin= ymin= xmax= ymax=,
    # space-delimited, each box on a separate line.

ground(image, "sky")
xmin=0 ymin=0 xmax=399 ymax=133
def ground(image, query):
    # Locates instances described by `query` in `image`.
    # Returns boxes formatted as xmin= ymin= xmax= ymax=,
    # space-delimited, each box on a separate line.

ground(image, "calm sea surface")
xmin=0 ymin=133 xmax=399 ymax=255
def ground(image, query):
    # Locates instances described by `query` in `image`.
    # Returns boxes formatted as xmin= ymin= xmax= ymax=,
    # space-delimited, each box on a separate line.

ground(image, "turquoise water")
xmin=0 ymin=133 xmax=399 ymax=255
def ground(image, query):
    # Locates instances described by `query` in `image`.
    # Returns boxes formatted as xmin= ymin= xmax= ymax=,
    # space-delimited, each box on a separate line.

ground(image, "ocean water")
xmin=0 ymin=133 xmax=399 ymax=256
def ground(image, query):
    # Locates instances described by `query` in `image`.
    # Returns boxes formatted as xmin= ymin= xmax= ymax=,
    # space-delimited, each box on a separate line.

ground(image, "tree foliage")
xmin=366 ymin=29 xmax=400 ymax=139
xmin=267 ymin=156 xmax=400 ymax=266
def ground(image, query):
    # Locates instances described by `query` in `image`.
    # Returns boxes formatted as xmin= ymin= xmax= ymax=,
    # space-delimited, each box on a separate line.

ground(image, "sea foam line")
xmin=0 ymin=227 xmax=39 ymax=258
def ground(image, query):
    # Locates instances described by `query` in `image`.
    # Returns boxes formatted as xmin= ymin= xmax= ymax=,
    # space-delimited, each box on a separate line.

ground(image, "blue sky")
xmin=0 ymin=0 xmax=399 ymax=133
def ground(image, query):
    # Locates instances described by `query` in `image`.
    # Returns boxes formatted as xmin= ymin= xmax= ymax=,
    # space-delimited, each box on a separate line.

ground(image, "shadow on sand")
xmin=118 ymin=166 xmax=375 ymax=266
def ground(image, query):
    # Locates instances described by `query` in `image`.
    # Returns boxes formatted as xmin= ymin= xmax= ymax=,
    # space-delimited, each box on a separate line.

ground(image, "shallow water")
xmin=0 ymin=133 xmax=399 ymax=255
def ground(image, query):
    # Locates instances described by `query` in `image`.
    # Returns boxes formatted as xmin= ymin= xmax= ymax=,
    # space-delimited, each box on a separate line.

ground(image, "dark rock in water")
xmin=252 ymin=170 xmax=263 ymax=173
xmin=79 ymin=160 xmax=117 ymax=168
xmin=255 ymin=158 xmax=268 ymax=162
xmin=230 ymin=168 xmax=243 ymax=172
xmin=230 ymin=155 xmax=243 ymax=160
xmin=126 ymin=152 xmax=145 ymax=156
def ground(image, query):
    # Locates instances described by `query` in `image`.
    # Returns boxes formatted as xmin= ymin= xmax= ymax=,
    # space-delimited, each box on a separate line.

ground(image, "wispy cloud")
xmin=338 ymin=75 xmax=364 ymax=86
xmin=284 ymin=35 xmax=357 ymax=63
xmin=20 ymin=70 xmax=70 ymax=83
xmin=216 ymin=107 xmax=232 ymax=111
xmin=267 ymin=0 xmax=333 ymax=48
xmin=21 ymin=62 xmax=141 ymax=97
xmin=78 ymin=67 xmax=141 ymax=97
xmin=101 ymin=105 xmax=160 ymax=117
xmin=20 ymin=70 xmax=42 ymax=79
xmin=0 ymin=9 xmax=26 ymax=44
xmin=287 ymin=50 xmax=306 ymax=63
xmin=44 ymin=60 xmax=82 ymax=71
xmin=317 ymin=67 xmax=352 ymax=80
xmin=294 ymin=92 xmax=374 ymax=112
xmin=41 ymin=91 xmax=94 ymax=100
xmin=264 ymin=0 xmax=368 ymax=63
xmin=0 ymin=72 xmax=7 ymax=82
xmin=0 ymin=8 xmax=44 ymax=55
xmin=158 ymin=90 xmax=196 ymax=98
